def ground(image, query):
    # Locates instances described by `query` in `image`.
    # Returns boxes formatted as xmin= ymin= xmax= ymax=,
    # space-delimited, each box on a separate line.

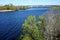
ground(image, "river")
xmin=0 ymin=8 xmax=50 ymax=40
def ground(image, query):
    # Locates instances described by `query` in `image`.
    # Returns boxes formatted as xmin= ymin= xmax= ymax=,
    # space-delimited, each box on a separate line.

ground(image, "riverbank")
xmin=0 ymin=10 xmax=15 ymax=12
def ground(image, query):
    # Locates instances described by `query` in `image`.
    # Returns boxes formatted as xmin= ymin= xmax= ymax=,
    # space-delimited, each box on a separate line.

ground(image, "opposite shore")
xmin=0 ymin=4 xmax=30 ymax=12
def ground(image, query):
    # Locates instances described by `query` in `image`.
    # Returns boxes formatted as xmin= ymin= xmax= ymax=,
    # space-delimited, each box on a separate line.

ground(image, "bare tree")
xmin=44 ymin=7 xmax=60 ymax=40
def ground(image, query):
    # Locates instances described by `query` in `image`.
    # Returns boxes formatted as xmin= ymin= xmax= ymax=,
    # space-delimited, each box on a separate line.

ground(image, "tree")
xmin=54 ymin=13 xmax=60 ymax=35
xmin=44 ymin=10 xmax=60 ymax=40
xmin=20 ymin=34 xmax=32 ymax=40
xmin=20 ymin=16 xmax=45 ymax=40
xmin=44 ymin=12 xmax=56 ymax=40
xmin=38 ymin=16 xmax=45 ymax=40
xmin=0 ymin=4 xmax=20 ymax=10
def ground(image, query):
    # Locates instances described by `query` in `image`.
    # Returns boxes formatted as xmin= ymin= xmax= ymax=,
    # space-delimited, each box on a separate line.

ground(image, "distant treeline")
xmin=0 ymin=4 xmax=60 ymax=10
xmin=0 ymin=4 xmax=30 ymax=10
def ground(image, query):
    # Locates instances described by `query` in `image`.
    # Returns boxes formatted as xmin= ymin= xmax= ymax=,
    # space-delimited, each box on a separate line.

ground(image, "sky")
xmin=0 ymin=0 xmax=60 ymax=6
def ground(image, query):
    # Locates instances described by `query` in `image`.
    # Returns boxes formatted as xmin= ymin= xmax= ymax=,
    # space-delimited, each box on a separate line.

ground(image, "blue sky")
xmin=0 ymin=0 xmax=60 ymax=5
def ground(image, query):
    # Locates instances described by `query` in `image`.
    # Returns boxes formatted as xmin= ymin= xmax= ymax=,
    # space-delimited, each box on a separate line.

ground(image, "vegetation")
xmin=44 ymin=10 xmax=60 ymax=40
xmin=20 ymin=34 xmax=32 ymax=40
xmin=19 ymin=6 xmax=60 ymax=40
xmin=0 ymin=4 xmax=30 ymax=10
xmin=51 ymin=6 xmax=60 ymax=11
xmin=0 ymin=4 xmax=18 ymax=10
xmin=20 ymin=16 xmax=45 ymax=40
xmin=19 ymin=6 xmax=30 ymax=10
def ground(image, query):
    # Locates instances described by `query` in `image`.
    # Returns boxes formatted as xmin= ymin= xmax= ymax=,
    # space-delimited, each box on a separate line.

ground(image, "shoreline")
xmin=0 ymin=10 xmax=15 ymax=12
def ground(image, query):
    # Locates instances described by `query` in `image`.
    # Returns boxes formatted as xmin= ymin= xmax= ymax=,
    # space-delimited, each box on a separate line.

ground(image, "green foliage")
xmin=20 ymin=34 xmax=32 ymax=40
xmin=20 ymin=16 xmax=45 ymax=40
xmin=38 ymin=16 xmax=45 ymax=27
xmin=38 ymin=16 xmax=45 ymax=40
xmin=19 ymin=6 xmax=30 ymax=10
xmin=0 ymin=4 xmax=19 ymax=10
xmin=0 ymin=4 xmax=30 ymax=10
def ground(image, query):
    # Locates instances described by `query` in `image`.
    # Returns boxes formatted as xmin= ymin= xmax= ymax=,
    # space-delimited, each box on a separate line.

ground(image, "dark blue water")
xmin=0 ymin=8 xmax=49 ymax=40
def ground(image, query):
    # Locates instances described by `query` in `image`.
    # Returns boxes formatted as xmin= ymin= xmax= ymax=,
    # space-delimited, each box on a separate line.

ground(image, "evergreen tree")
xmin=20 ymin=16 xmax=45 ymax=40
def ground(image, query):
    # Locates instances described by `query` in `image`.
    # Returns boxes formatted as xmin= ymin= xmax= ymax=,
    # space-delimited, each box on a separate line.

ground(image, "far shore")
xmin=0 ymin=10 xmax=15 ymax=12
